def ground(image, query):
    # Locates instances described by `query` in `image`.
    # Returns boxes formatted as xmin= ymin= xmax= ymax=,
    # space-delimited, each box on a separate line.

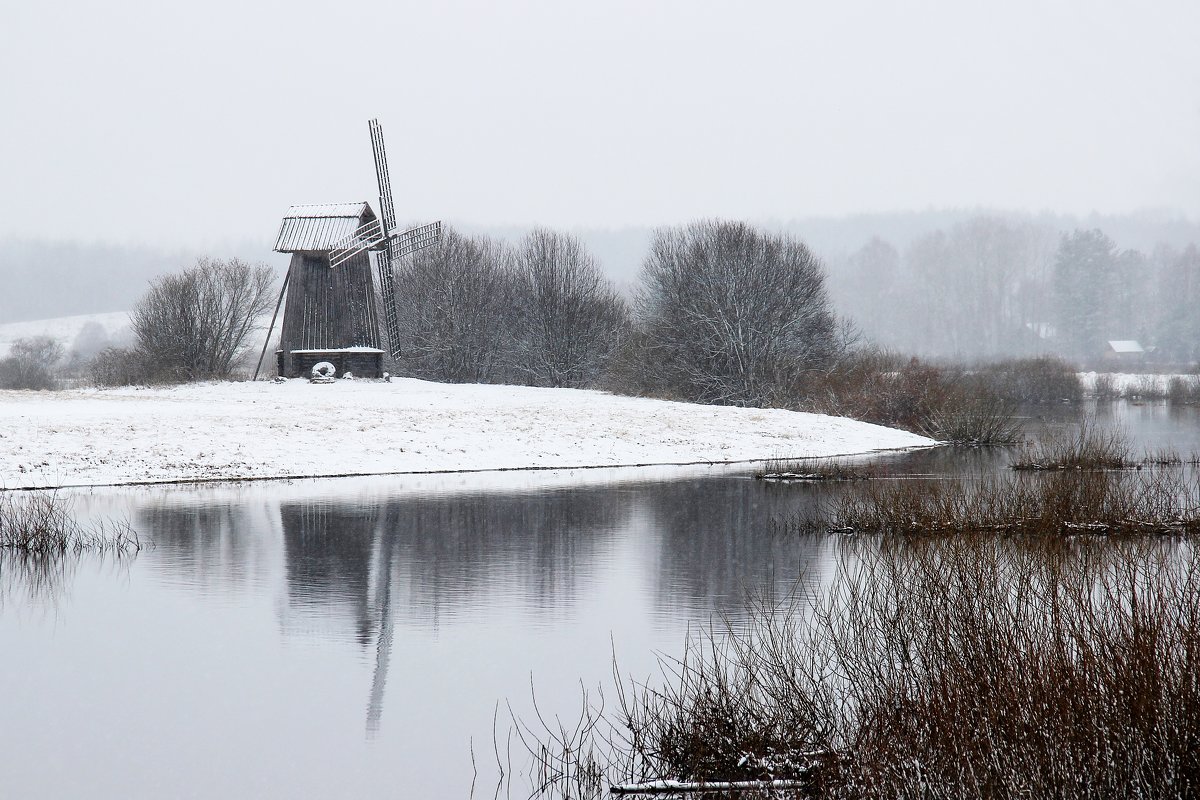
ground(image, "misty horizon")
xmin=4 ymin=0 xmax=1199 ymax=363
xmin=4 ymin=1 xmax=1199 ymax=248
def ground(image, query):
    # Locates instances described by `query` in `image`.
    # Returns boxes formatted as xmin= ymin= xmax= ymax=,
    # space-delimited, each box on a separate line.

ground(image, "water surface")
xmin=3 ymin=402 xmax=1197 ymax=798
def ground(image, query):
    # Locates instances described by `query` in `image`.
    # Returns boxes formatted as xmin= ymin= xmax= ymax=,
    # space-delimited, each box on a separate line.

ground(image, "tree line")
xmin=5 ymin=221 xmax=844 ymax=410
xmin=827 ymin=216 xmax=1200 ymax=365
xmin=388 ymin=221 xmax=841 ymax=407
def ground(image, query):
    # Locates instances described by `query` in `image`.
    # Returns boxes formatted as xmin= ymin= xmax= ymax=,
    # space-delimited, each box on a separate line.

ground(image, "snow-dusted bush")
xmin=632 ymin=221 xmax=839 ymax=407
xmin=131 ymin=258 xmax=275 ymax=382
xmin=507 ymin=229 xmax=630 ymax=388
xmin=0 ymin=335 xmax=63 ymax=390
xmin=89 ymin=346 xmax=150 ymax=387
xmin=390 ymin=226 xmax=629 ymax=388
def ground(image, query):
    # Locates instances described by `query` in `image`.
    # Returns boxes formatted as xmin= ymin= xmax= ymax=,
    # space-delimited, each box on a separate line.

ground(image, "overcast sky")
xmin=2 ymin=0 xmax=1198 ymax=247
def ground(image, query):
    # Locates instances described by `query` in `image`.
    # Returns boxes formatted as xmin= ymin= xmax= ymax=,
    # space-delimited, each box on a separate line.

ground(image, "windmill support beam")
xmin=253 ymin=265 xmax=292 ymax=380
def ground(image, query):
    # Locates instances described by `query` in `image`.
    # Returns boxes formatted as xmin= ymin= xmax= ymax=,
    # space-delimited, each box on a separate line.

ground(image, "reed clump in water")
xmin=755 ymin=459 xmax=875 ymax=482
xmin=789 ymin=468 xmax=1200 ymax=537
xmin=512 ymin=535 xmax=1200 ymax=799
xmin=1 ymin=492 xmax=143 ymax=609
xmin=0 ymin=491 xmax=142 ymax=554
xmin=1010 ymin=418 xmax=1134 ymax=471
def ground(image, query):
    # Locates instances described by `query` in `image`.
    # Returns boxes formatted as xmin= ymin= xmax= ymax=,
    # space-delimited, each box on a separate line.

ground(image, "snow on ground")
xmin=0 ymin=311 xmax=132 ymax=357
xmin=1078 ymin=371 xmax=1198 ymax=394
xmin=0 ymin=379 xmax=935 ymax=490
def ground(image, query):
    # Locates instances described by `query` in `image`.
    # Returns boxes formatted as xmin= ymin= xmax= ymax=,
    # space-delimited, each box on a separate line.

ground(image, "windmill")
xmin=259 ymin=119 xmax=441 ymax=379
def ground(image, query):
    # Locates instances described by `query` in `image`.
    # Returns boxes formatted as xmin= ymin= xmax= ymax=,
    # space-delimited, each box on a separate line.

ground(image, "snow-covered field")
xmin=0 ymin=311 xmax=132 ymax=356
xmin=0 ymin=379 xmax=935 ymax=490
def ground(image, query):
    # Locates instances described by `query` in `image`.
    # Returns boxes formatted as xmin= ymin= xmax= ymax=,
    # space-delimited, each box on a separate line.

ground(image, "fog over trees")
xmin=821 ymin=213 xmax=1200 ymax=366
xmin=0 ymin=237 xmax=278 ymax=324
xmin=0 ymin=335 xmax=63 ymax=390
xmin=4 ymin=208 xmax=1200 ymax=370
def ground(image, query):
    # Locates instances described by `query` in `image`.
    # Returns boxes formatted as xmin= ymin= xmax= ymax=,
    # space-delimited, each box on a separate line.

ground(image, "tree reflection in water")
xmin=134 ymin=472 xmax=857 ymax=736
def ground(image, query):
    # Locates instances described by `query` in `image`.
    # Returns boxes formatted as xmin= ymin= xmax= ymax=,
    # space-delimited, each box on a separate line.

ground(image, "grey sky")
xmin=3 ymin=0 xmax=1198 ymax=247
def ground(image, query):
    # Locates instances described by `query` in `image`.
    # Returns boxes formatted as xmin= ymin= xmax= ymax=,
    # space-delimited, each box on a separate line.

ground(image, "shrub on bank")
xmin=975 ymin=356 xmax=1082 ymax=404
xmin=515 ymin=534 xmax=1200 ymax=798
xmin=798 ymin=352 xmax=1020 ymax=444
xmin=89 ymin=346 xmax=152 ymax=387
xmin=1168 ymin=375 xmax=1200 ymax=404
xmin=1092 ymin=372 xmax=1119 ymax=399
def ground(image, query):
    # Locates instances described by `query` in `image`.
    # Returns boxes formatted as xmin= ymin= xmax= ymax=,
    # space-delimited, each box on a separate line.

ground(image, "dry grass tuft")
xmin=509 ymin=534 xmax=1200 ymax=798
xmin=755 ymin=459 xmax=875 ymax=482
xmin=0 ymin=491 xmax=142 ymax=554
xmin=1010 ymin=417 xmax=1133 ymax=471
xmin=790 ymin=468 xmax=1200 ymax=538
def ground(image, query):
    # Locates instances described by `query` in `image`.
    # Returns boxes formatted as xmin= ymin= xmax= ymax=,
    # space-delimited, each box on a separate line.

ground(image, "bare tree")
xmin=390 ymin=226 xmax=518 ymax=383
xmin=509 ymin=229 xmax=630 ymax=388
xmin=0 ymin=336 xmax=64 ymax=390
xmin=131 ymin=258 xmax=275 ymax=381
xmin=634 ymin=220 xmax=838 ymax=407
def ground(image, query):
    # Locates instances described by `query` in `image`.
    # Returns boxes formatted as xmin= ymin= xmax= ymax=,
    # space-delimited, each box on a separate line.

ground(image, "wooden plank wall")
xmin=278 ymin=251 xmax=382 ymax=375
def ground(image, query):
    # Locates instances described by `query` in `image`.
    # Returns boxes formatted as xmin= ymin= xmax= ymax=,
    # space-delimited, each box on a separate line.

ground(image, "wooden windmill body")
xmin=265 ymin=120 xmax=440 ymax=379
xmin=273 ymin=202 xmax=384 ymax=377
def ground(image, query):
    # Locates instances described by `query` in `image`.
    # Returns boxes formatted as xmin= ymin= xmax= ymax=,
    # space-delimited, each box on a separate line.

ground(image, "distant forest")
xmin=3 ymin=208 xmax=1199 ymax=365
xmin=816 ymin=212 xmax=1200 ymax=366
xmin=0 ymin=238 xmax=284 ymax=324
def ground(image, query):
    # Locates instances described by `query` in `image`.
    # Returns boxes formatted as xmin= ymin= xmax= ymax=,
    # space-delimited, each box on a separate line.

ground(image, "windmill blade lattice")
xmin=369 ymin=119 xmax=398 ymax=236
xmin=367 ymin=118 xmax=441 ymax=361
xmin=386 ymin=221 xmax=441 ymax=261
xmin=327 ymin=218 xmax=384 ymax=269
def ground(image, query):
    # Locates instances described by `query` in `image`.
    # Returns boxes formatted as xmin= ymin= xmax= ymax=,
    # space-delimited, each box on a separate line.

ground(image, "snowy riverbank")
xmin=0 ymin=378 xmax=936 ymax=489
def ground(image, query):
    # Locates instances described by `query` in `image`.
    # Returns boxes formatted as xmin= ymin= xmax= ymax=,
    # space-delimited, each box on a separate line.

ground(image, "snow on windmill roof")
xmin=273 ymin=202 xmax=377 ymax=253
xmin=1107 ymin=340 xmax=1144 ymax=353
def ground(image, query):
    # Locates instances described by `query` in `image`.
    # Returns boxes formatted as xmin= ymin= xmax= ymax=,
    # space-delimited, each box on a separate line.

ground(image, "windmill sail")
xmin=366 ymin=119 xmax=441 ymax=362
xmin=387 ymin=221 xmax=441 ymax=261
xmin=327 ymin=218 xmax=385 ymax=269
xmin=375 ymin=246 xmax=401 ymax=361
xmin=369 ymin=119 xmax=397 ymax=236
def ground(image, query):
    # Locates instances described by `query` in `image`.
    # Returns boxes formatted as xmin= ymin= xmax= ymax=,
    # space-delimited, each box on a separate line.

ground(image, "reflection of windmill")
xmin=261 ymin=119 xmax=441 ymax=378
xmin=365 ymin=522 xmax=396 ymax=736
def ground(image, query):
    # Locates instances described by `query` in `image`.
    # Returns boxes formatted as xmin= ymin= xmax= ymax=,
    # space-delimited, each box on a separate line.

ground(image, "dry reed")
xmin=0 ymin=491 xmax=141 ymax=554
xmin=509 ymin=534 xmax=1200 ymax=799
xmin=1010 ymin=417 xmax=1133 ymax=471
xmin=755 ymin=459 xmax=874 ymax=482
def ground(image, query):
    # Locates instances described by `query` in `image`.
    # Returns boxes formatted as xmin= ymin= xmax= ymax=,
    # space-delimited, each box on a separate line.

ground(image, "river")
xmin=2 ymin=401 xmax=1198 ymax=798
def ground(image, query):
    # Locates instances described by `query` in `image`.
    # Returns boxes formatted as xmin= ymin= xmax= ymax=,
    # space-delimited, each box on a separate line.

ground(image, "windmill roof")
xmin=274 ymin=202 xmax=376 ymax=253
xmin=282 ymin=202 xmax=371 ymax=219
